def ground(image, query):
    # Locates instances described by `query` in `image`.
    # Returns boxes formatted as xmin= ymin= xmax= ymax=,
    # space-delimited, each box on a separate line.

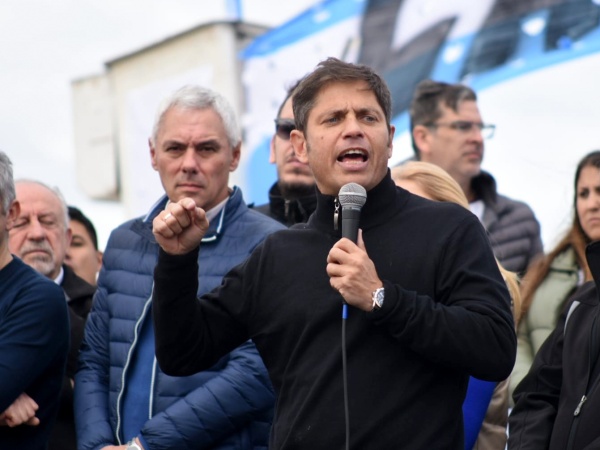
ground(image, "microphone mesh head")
xmin=338 ymin=183 xmax=367 ymax=209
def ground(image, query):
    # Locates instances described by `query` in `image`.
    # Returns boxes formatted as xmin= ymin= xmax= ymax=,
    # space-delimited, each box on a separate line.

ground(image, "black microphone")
xmin=338 ymin=183 xmax=367 ymax=243
xmin=338 ymin=183 xmax=367 ymax=450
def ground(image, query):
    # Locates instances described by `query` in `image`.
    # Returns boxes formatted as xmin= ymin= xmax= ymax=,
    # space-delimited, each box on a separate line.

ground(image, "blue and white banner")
xmin=241 ymin=0 xmax=600 ymax=247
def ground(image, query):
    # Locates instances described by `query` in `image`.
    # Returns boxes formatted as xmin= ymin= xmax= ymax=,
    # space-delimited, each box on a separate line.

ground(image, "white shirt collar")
xmin=53 ymin=265 xmax=65 ymax=286
xmin=469 ymin=199 xmax=485 ymax=222
xmin=205 ymin=196 xmax=229 ymax=223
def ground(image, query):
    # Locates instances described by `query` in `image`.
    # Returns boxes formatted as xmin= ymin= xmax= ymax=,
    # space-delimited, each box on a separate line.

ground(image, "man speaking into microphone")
xmin=151 ymin=58 xmax=516 ymax=449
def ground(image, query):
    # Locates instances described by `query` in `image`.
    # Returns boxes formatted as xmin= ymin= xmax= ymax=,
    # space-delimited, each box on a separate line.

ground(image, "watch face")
xmin=373 ymin=288 xmax=384 ymax=308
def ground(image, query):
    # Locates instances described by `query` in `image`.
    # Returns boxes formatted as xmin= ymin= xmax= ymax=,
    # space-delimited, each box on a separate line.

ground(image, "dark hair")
xmin=520 ymin=150 xmax=600 ymax=322
xmin=68 ymin=206 xmax=98 ymax=250
xmin=276 ymin=79 xmax=301 ymax=120
xmin=409 ymin=79 xmax=477 ymax=157
xmin=292 ymin=57 xmax=392 ymax=132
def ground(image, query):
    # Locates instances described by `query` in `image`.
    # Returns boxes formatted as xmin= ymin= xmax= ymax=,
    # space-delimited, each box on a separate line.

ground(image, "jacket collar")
xmin=576 ymin=241 xmax=600 ymax=307
xmin=309 ymin=170 xmax=407 ymax=236
xmin=267 ymin=182 xmax=317 ymax=226
xmin=471 ymin=171 xmax=498 ymax=205
xmin=61 ymin=264 xmax=95 ymax=302
xmin=587 ymin=241 xmax=600 ymax=286
xmin=404 ymin=157 xmax=498 ymax=208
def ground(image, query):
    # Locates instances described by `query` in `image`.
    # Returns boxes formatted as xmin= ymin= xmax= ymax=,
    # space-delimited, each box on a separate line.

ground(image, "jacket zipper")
xmin=115 ymin=294 xmax=153 ymax=445
xmin=566 ymin=312 xmax=600 ymax=449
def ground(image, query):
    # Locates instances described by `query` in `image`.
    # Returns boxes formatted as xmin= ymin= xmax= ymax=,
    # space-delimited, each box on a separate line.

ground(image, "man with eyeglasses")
xmin=254 ymin=82 xmax=317 ymax=226
xmin=410 ymin=79 xmax=542 ymax=276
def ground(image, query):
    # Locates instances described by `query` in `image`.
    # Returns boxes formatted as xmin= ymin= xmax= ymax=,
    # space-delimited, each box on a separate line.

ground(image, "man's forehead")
xmin=17 ymin=181 xmax=57 ymax=198
xmin=317 ymin=82 xmax=380 ymax=106
xmin=317 ymin=80 xmax=373 ymax=96
xmin=19 ymin=208 xmax=60 ymax=218
xmin=440 ymin=99 xmax=479 ymax=116
xmin=15 ymin=184 xmax=64 ymax=217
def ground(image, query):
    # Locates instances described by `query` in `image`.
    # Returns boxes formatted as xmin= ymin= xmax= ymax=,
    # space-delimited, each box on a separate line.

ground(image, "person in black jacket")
xmin=509 ymin=242 xmax=600 ymax=449
xmin=151 ymin=57 xmax=516 ymax=449
xmin=8 ymin=180 xmax=94 ymax=450
xmin=253 ymin=81 xmax=317 ymax=226
xmin=509 ymin=155 xmax=600 ymax=449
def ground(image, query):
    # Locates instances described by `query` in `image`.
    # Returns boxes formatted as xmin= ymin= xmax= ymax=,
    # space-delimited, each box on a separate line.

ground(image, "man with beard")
xmin=254 ymin=82 xmax=317 ymax=226
xmin=8 ymin=180 xmax=95 ymax=450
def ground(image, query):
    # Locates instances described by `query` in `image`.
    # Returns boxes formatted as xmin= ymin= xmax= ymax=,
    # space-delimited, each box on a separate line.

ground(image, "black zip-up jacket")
xmin=153 ymin=174 xmax=516 ymax=449
xmin=509 ymin=241 xmax=600 ymax=449
xmin=253 ymin=182 xmax=317 ymax=227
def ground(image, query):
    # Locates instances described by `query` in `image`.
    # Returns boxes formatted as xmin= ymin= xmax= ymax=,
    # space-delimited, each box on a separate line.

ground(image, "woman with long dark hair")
xmin=510 ymin=150 xmax=600 ymax=399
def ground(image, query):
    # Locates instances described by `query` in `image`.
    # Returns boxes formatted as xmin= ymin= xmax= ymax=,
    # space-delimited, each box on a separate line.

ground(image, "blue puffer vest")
xmin=75 ymin=187 xmax=285 ymax=450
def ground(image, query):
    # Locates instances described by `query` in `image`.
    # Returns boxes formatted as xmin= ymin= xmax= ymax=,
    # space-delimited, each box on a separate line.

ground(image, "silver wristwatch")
xmin=126 ymin=439 xmax=143 ymax=450
xmin=371 ymin=287 xmax=385 ymax=311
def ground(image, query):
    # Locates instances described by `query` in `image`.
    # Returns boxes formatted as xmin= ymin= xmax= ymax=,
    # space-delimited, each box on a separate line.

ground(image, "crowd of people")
xmin=0 ymin=56 xmax=598 ymax=450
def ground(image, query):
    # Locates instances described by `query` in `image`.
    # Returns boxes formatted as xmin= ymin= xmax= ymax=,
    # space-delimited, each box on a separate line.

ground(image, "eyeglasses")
xmin=427 ymin=120 xmax=496 ymax=139
xmin=274 ymin=119 xmax=296 ymax=140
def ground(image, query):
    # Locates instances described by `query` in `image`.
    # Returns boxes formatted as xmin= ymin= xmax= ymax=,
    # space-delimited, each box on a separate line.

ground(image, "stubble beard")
xmin=20 ymin=242 xmax=58 ymax=279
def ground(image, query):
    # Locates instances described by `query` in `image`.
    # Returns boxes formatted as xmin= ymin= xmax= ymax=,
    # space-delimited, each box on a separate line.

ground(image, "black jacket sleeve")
xmin=507 ymin=307 xmax=566 ymax=448
xmin=152 ymin=247 xmax=250 ymax=375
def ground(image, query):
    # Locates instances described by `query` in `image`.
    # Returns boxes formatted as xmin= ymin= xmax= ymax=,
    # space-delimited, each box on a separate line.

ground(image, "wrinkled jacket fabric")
xmin=74 ymin=188 xmax=284 ymax=450
xmin=509 ymin=241 xmax=600 ymax=449
xmin=473 ymin=171 xmax=543 ymax=275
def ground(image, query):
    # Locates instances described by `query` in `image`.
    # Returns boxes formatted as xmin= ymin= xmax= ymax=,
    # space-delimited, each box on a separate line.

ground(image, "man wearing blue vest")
xmin=74 ymin=86 xmax=284 ymax=450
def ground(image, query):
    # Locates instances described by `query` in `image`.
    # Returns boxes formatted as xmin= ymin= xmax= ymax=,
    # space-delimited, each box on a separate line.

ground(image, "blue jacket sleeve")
xmin=462 ymin=377 xmax=496 ymax=449
xmin=74 ymin=284 xmax=116 ymax=450
xmin=140 ymin=340 xmax=274 ymax=449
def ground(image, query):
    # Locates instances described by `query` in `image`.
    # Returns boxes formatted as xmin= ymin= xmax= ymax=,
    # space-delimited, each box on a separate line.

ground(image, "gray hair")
xmin=0 ymin=151 xmax=15 ymax=215
xmin=15 ymin=179 xmax=70 ymax=228
xmin=150 ymin=85 xmax=241 ymax=149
